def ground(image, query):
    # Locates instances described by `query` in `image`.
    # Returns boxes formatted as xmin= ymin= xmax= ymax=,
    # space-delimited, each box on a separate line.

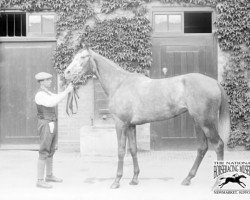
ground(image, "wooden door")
xmin=0 ymin=41 xmax=56 ymax=144
xmin=150 ymin=35 xmax=217 ymax=150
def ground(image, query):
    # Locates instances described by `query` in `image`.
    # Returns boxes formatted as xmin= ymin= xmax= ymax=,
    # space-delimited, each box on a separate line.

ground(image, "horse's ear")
xmin=85 ymin=43 xmax=90 ymax=50
xmin=79 ymin=43 xmax=85 ymax=49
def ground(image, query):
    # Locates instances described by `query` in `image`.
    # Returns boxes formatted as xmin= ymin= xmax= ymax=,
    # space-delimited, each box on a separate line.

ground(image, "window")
xmin=28 ymin=15 xmax=41 ymax=34
xmin=168 ymin=15 xmax=182 ymax=32
xmin=154 ymin=13 xmax=182 ymax=33
xmin=184 ymin=12 xmax=212 ymax=33
xmin=28 ymin=13 xmax=55 ymax=36
xmin=42 ymin=15 xmax=55 ymax=33
xmin=0 ymin=13 xmax=26 ymax=37
xmin=0 ymin=12 xmax=55 ymax=37
xmin=154 ymin=15 xmax=168 ymax=32
xmin=153 ymin=10 xmax=212 ymax=34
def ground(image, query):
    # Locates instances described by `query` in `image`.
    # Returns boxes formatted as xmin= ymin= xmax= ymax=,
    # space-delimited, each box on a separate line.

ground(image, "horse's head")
xmin=64 ymin=45 xmax=93 ymax=81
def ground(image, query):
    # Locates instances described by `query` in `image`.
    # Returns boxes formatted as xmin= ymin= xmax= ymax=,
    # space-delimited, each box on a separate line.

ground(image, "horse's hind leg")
xmin=182 ymin=124 xmax=208 ymax=186
xmin=218 ymin=183 xmax=224 ymax=188
xmin=127 ymin=125 xmax=140 ymax=185
xmin=206 ymin=121 xmax=224 ymax=160
xmin=219 ymin=183 xmax=225 ymax=188
xmin=110 ymin=119 xmax=128 ymax=189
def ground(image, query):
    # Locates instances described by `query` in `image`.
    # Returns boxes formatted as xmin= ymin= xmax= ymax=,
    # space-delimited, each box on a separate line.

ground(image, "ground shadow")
xmin=84 ymin=177 xmax=174 ymax=184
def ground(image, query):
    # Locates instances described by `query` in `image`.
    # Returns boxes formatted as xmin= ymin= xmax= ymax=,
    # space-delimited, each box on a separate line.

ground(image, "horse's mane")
xmin=91 ymin=50 xmax=131 ymax=74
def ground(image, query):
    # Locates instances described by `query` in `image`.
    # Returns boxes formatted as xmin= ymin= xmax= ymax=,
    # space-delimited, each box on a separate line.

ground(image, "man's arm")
xmin=35 ymin=84 xmax=73 ymax=107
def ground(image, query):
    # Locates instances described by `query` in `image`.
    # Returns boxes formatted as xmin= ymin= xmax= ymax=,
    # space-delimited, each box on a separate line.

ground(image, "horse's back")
xmin=133 ymin=73 xmax=220 ymax=99
xmin=109 ymin=72 xmax=221 ymax=124
xmin=182 ymin=73 xmax=220 ymax=98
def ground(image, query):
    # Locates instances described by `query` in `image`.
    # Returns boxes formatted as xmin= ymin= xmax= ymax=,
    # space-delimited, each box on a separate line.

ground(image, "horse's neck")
xmin=92 ymin=52 xmax=128 ymax=96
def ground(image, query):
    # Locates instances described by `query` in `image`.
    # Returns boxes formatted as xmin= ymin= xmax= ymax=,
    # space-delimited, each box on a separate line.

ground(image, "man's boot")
xmin=45 ymin=157 xmax=63 ymax=183
xmin=36 ymin=159 xmax=52 ymax=188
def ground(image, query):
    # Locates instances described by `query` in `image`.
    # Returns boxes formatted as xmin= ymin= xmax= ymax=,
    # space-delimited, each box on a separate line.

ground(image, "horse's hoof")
xmin=129 ymin=179 xmax=139 ymax=185
xmin=110 ymin=182 xmax=120 ymax=189
xmin=181 ymin=178 xmax=191 ymax=186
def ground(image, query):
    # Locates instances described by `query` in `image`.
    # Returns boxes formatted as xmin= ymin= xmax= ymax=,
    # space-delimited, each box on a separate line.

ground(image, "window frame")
xmin=0 ymin=10 xmax=56 ymax=41
xmin=0 ymin=11 xmax=26 ymax=37
xmin=153 ymin=12 xmax=183 ymax=34
xmin=151 ymin=7 xmax=215 ymax=37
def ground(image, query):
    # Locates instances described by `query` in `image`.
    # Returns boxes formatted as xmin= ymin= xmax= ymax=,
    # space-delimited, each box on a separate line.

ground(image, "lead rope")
xmin=66 ymin=87 xmax=79 ymax=116
xmin=65 ymin=73 xmax=83 ymax=116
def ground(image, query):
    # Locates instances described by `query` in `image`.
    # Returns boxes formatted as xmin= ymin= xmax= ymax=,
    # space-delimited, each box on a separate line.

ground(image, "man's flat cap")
xmin=35 ymin=72 xmax=53 ymax=81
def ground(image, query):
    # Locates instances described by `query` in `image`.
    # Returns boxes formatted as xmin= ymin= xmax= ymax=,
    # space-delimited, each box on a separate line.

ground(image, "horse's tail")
xmin=220 ymin=177 xmax=226 ymax=180
xmin=218 ymin=84 xmax=231 ymax=150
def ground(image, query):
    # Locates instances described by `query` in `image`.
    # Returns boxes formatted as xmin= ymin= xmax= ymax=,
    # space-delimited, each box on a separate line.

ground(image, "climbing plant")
xmin=0 ymin=0 xmax=249 ymax=149
xmin=215 ymin=0 xmax=250 ymax=149
xmin=101 ymin=0 xmax=144 ymax=14
xmin=82 ymin=16 xmax=152 ymax=74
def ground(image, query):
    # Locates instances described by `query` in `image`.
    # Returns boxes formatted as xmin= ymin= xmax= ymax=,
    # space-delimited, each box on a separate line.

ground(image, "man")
xmin=34 ymin=72 xmax=73 ymax=189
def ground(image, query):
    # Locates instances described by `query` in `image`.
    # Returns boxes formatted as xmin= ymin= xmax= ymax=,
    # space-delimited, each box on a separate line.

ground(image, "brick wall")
xmin=58 ymin=79 xmax=94 ymax=151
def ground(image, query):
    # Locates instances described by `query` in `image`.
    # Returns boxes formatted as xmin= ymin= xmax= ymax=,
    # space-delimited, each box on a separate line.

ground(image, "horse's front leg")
xmin=110 ymin=120 xmax=127 ymax=189
xmin=127 ymin=125 xmax=140 ymax=185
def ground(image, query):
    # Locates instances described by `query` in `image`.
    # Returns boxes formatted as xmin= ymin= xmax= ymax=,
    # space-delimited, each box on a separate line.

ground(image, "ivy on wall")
xmin=83 ymin=16 xmax=152 ymax=74
xmin=101 ymin=0 xmax=144 ymax=14
xmin=55 ymin=0 xmax=95 ymax=32
xmin=216 ymin=0 xmax=250 ymax=149
xmin=0 ymin=0 xmax=249 ymax=149
xmin=52 ymin=0 xmax=152 ymax=84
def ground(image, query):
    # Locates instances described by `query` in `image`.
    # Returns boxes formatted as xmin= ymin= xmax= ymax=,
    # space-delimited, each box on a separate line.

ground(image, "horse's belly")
xmin=131 ymin=105 xmax=187 ymax=125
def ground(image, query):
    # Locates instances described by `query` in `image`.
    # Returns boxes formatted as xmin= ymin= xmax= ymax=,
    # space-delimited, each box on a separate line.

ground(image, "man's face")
xmin=41 ymin=78 xmax=52 ymax=88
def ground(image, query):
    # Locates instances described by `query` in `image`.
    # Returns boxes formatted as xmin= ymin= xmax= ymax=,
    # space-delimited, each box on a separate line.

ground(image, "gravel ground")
xmin=0 ymin=150 xmax=250 ymax=200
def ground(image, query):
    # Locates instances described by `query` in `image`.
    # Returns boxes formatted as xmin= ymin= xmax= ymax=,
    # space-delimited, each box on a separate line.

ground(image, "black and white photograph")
xmin=0 ymin=0 xmax=249 ymax=200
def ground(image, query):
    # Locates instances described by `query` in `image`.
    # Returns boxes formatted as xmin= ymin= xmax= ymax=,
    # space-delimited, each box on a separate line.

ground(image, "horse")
xmin=218 ymin=174 xmax=246 ymax=188
xmin=64 ymin=46 xmax=231 ymax=189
